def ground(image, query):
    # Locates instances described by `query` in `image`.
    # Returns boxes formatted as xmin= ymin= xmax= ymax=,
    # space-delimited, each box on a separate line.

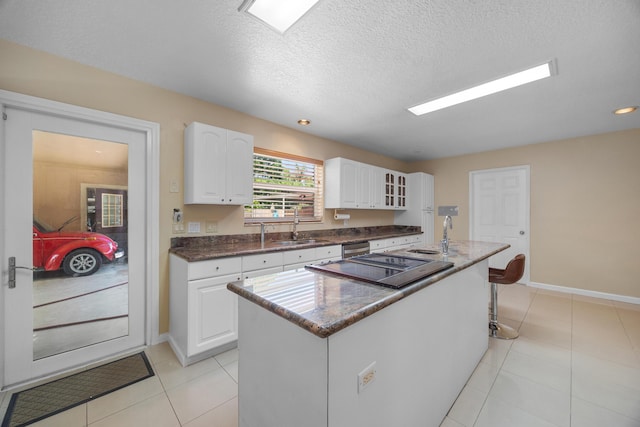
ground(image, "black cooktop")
xmin=306 ymin=253 xmax=454 ymax=289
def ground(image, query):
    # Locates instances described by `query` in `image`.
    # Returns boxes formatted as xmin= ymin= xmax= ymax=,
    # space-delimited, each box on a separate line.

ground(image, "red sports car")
xmin=33 ymin=217 xmax=124 ymax=276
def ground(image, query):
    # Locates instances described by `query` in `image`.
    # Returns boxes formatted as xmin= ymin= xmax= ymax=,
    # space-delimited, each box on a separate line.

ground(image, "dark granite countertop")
xmin=170 ymin=225 xmax=421 ymax=262
xmin=227 ymin=240 xmax=510 ymax=338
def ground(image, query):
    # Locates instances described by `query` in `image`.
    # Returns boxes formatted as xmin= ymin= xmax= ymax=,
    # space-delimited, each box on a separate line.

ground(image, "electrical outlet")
xmin=205 ymin=221 xmax=217 ymax=233
xmin=187 ymin=222 xmax=201 ymax=233
xmin=172 ymin=223 xmax=185 ymax=234
xmin=357 ymin=362 xmax=377 ymax=393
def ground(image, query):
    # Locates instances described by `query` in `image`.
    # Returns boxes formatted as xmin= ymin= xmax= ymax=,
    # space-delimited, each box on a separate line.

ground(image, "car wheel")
xmin=62 ymin=249 xmax=102 ymax=276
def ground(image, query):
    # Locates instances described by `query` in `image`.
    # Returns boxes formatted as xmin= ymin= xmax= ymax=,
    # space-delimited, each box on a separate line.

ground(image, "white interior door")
xmin=3 ymin=106 xmax=146 ymax=387
xmin=469 ymin=166 xmax=530 ymax=283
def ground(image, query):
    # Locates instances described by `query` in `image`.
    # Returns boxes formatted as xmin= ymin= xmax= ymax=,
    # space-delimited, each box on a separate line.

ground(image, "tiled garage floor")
xmin=1 ymin=284 xmax=639 ymax=426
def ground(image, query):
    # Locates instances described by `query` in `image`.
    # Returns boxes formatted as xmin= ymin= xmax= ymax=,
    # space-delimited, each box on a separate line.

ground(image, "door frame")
xmin=0 ymin=89 xmax=160 ymax=388
xmin=469 ymin=165 xmax=531 ymax=283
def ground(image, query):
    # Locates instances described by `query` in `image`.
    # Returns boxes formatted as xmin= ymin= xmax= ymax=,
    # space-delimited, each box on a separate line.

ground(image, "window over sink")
xmin=244 ymin=148 xmax=324 ymax=223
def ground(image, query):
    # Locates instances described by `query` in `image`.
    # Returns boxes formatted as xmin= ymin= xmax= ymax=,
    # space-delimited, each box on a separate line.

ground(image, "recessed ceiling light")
xmin=238 ymin=0 xmax=320 ymax=34
xmin=408 ymin=60 xmax=556 ymax=116
xmin=613 ymin=106 xmax=638 ymax=115
xmin=297 ymin=119 xmax=311 ymax=126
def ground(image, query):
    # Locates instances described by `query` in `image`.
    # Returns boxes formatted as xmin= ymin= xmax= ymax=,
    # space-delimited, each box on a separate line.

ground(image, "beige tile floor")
xmin=1 ymin=284 xmax=639 ymax=426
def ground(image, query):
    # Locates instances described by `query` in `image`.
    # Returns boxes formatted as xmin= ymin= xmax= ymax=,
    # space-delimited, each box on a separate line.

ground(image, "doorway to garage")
xmin=1 ymin=90 xmax=159 ymax=388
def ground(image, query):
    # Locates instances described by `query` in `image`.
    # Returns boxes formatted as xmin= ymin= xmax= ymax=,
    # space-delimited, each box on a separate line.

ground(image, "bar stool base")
xmin=489 ymin=321 xmax=519 ymax=340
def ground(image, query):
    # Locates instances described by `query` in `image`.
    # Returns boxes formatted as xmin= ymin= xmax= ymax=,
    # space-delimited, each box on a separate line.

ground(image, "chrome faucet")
xmin=292 ymin=207 xmax=299 ymax=241
xmin=441 ymin=215 xmax=453 ymax=255
xmin=260 ymin=222 xmax=267 ymax=246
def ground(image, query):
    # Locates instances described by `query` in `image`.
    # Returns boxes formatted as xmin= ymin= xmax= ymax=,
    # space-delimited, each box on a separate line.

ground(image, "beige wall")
xmin=409 ymin=129 xmax=640 ymax=298
xmin=0 ymin=39 xmax=410 ymax=334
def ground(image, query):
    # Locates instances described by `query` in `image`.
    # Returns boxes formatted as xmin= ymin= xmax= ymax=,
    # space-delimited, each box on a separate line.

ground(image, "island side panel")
xmin=327 ymin=260 xmax=488 ymax=427
xmin=237 ymin=298 xmax=328 ymax=427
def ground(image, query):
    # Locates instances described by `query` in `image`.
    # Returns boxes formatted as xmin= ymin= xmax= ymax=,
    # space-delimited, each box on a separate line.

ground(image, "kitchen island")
xmin=227 ymin=240 xmax=509 ymax=427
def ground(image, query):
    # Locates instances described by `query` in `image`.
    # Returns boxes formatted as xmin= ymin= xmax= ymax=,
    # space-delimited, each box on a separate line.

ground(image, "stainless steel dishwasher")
xmin=341 ymin=241 xmax=370 ymax=259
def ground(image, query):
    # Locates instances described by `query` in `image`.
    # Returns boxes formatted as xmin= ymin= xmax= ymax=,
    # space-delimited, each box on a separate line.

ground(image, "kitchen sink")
xmin=272 ymin=239 xmax=325 ymax=246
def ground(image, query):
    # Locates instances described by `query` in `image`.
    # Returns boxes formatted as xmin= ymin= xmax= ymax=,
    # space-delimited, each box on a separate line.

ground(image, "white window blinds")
xmin=244 ymin=148 xmax=324 ymax=222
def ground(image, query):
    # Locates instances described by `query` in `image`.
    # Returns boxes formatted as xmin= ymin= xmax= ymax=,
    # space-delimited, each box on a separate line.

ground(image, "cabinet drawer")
xmin=383 ymin=237 xmax=401 ymax=248
xmin=314 ymin=245 xmax=342 ymax=261
xmin=242 ymin=252 xmax=283 ymax=272
xmin=243 ymin=266 xmax=283 ymax=280
xmin=401 ymin=235 xmax=422 ymax=245
xmin=282 ymin=248 xmax=316 ymax=265
xmin=369 ymin=239 xmax=387 ymax=251
xmin=188 ymin=257 xmax=242 ymax=280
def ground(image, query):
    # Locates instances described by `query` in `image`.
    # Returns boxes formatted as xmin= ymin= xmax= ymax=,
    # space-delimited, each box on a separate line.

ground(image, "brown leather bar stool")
xmin=489 ymin=254 xmax=525 ymax=339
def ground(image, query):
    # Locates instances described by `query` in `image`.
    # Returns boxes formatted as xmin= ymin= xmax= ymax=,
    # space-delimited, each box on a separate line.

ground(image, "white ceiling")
xmin=1 ymin=0 xmax=639 ymax=161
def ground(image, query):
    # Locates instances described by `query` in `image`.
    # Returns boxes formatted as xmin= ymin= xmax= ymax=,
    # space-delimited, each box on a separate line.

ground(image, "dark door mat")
xmin=2 ymin=352 xmax=154 ymax=427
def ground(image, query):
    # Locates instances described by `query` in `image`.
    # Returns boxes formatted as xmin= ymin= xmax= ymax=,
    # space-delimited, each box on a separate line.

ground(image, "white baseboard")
xmin=151 ymin=332 xmax=169 ymax=346
xmin=528 ymin=281 xmax=640 ymax=305
xmin=166 ymin=335 xmax=237 ymax=367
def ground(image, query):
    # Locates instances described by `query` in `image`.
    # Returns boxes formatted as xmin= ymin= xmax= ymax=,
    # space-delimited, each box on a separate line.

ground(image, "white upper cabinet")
xmin=394 ymin=172 xmax=435 ymax=243
xmin=396 ymin=172 xmax=408 ymax=209
xmin=420 ymin=173 xmax=434 ymax=210
xmin=403 ymin=172 xmax=433 ymax=211
xmin=356 ymin=163 xmax=385 ymax=209
xmin=325 ymin=158 xmax=404 ymax=210
xmin=384 ymin=171 xmax=408 ymax=210
xmin=325 ymin=158 xmax=358 ymax=209
xmin=184 ymin=122 xmax=254 ymax=205
xmin=368 ymin=166 xmax=385 ymax=209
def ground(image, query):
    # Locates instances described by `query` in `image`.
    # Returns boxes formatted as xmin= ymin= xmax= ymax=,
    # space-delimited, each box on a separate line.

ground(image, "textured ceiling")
xmin=1 ymin=0 xmax=639 ymax=161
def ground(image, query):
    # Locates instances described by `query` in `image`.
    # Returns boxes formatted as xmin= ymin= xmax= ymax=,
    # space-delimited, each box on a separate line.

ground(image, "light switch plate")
xmin=170 ymin=178 xmax=179 ymax=193
xmin=187 ymin=222 xmax=200 ymax=233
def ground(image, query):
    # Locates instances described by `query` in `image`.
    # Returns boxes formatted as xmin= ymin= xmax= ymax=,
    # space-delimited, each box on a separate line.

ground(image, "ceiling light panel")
xmin=239 ymin=0 xmax=320 ymax=34
xmin=409 ymin=61 xmax=556 ymax=116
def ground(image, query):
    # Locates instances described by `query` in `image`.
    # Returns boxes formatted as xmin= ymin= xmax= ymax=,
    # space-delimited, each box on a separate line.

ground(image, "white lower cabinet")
xmin=188 ymin=274 xmax=240 ymax=357
xmin=284 ymin=245 xmax=342 ymax=270
xmin=311 ymin=245 xmax=342 ymax=265
xmin=169 ymin=254 xmax=242 ymax=366
xmin=170 ymin=244 xmax=341 ymax=365
xmin=283 ymin=248 xmax=317 ymax=271
xmin=370 ymin=235 xmax=423 ymax=253
xmin=369 ymin=239 xmax=386 ymax=253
